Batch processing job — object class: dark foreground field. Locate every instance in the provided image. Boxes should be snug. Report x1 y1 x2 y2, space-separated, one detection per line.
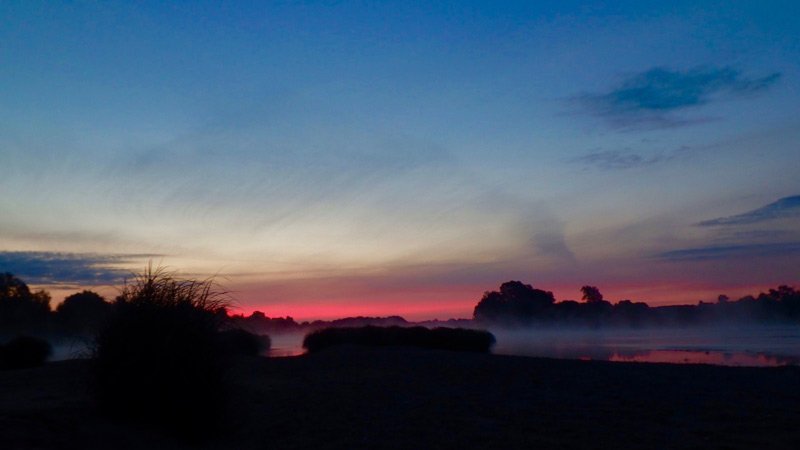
2 348 800 449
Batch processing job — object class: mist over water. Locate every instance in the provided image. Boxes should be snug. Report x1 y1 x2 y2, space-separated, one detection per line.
264 332 306 357
48 325 800 367
260 325 800 367
489 325 800 367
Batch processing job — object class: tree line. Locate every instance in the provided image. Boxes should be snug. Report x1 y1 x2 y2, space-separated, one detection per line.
473 281 800 327
4 272 799 338
0 272 112 336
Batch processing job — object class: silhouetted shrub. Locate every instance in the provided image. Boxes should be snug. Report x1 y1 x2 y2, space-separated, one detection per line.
473 281 556 323
56 290 111 334
92 266 231 437
0 335 52 369
218 328 271 356
0 272 52 333
303 326 495 353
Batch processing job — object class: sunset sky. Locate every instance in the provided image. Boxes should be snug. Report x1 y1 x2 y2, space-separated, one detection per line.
2 1 799 320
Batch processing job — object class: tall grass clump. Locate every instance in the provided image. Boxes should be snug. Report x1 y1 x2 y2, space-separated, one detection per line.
93 265 232 437
303 326 496 353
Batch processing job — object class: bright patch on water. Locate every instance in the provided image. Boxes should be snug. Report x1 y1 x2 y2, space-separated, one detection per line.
263 332 306 357
491 325 800 367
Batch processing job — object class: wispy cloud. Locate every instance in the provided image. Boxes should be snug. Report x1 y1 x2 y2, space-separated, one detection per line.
578 66 780 129
0 252 159 285
656 242 800 261
529 220 576 264
572 146 689 170
697 196 800 226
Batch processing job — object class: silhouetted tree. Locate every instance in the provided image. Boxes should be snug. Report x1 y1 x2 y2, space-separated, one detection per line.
473 281 800 327
56 290 111 334
612 300 650 327
581 285 604 303
0 273 51 332
473 281 555 323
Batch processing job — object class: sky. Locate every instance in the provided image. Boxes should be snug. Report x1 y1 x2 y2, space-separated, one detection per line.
1 1 799 320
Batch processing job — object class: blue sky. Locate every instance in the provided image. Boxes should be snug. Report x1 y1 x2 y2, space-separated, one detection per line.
1 1 799 319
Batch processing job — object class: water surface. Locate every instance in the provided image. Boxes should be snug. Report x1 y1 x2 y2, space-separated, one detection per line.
490 325 800 367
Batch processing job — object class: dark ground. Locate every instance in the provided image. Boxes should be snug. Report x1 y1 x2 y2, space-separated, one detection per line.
2 347 800 449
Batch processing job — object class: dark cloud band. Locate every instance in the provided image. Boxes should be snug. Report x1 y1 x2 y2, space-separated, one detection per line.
579 66 780 129
0 252 160 285
657 242 800 261
698 195 800 226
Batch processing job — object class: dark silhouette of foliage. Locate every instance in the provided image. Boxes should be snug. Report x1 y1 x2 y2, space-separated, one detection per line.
92 266 232 437
227 311 302 334
0 272 51 332
581 285 604 303
227 312 415 335
56 290 111 334
474 281 800 327
303 326 496 353
218 328 271 356
473 281 556 323
325 315 409 328
0 335 52 369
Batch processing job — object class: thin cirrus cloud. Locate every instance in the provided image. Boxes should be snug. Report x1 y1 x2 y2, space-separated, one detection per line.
657 242 800 261
573 150 662 170
579 66 781 129
572 147 689 170
656 196 800 262
697 195 800 226
0 251 159 285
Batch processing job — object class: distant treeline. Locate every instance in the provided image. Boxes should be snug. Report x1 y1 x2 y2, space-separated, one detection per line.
473 281 800 327
0 272 265 344
0 272 113 337
1 269 268 370
226 312 411 334
3 272 799 338
0 272 444 338
226 312 475 335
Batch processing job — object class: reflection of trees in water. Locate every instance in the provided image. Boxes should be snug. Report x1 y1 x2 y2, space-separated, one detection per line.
608 349 800 366
491 327 800 367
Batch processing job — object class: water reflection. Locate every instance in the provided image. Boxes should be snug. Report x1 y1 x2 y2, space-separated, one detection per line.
263 332 306 358
607 349 799 366
260 326 800 367
491 325 800 367
266 347 305 357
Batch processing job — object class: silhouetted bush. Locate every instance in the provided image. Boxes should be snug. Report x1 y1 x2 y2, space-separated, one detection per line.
0 272 52 333
303 326 495 353
56 290 111 334
92 266 231 437
218 328 271 356
473 281 556 323
0 335 52 369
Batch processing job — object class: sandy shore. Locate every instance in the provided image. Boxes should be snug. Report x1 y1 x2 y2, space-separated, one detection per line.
2 347 799 449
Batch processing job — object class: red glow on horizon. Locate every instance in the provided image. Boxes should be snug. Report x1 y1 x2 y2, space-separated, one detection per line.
42 275 797 322
233 299 472 322
230 279 793 322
